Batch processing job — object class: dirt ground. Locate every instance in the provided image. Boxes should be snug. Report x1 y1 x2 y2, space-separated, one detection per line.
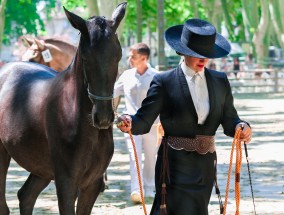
5 93 284 215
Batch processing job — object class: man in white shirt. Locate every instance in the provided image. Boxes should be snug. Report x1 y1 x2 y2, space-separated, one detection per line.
113 43 159 204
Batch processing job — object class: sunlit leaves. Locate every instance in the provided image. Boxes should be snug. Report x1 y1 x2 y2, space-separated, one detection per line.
61 0 86 11
3 0 56 45
123 0 207 41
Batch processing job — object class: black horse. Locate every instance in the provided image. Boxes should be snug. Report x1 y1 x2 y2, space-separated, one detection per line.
0 2 126 215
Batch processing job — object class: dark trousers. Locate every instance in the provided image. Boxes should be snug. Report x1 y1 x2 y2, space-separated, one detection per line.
150 143 216 215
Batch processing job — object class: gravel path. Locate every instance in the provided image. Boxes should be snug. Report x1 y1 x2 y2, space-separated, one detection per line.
6 93 284 214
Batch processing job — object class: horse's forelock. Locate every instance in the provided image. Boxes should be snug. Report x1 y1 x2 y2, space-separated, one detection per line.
85 18 114 45
88 16 107 32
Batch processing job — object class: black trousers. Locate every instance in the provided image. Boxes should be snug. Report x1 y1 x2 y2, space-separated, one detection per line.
150 143 216 215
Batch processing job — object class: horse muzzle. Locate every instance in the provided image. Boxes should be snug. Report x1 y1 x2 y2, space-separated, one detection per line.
91 104 114 129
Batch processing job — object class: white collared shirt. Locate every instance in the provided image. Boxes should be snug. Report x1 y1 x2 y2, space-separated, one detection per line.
181 62 210 124
114 66 158 115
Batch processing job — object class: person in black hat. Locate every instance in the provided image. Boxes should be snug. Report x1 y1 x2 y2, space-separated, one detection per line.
116 18 252 215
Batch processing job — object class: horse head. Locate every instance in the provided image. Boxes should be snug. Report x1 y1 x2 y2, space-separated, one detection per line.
64 2 127 129
22 37 50 64
21 36 76 72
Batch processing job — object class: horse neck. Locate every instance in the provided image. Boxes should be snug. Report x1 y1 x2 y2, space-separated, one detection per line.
45 39 76 52
46 42 76 72
65 49 86 96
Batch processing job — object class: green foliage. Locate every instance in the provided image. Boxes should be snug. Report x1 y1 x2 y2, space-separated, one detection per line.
61 0 86 11
3 0 56 45
164 1 191 27
123 0 207 40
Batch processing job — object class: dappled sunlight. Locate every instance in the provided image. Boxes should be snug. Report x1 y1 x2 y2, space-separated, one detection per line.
5 94 284 214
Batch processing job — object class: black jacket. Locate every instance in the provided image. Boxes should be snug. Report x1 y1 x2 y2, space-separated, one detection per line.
131 65 241 138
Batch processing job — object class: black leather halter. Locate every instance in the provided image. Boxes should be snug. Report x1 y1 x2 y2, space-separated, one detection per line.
83 67 113 104
87 88 113 104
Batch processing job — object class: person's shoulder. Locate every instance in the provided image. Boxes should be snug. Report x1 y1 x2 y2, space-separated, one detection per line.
147 67 159 75
124 67 136 73
120 68 136 76
116 68 136 82
154 68 177 80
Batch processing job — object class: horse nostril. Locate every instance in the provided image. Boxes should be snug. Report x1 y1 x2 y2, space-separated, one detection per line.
92 112 113 129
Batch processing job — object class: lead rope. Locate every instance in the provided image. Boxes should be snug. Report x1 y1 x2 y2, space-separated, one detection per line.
223 127 242 215
223 126 256 215
128 130 148 215
114 123 147 215
113 100 147 215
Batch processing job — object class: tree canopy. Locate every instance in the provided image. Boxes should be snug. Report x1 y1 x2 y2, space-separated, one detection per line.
1 0 284 65
2 0 57 45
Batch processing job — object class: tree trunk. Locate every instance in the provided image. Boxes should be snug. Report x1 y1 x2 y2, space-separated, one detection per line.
136 0 142 42
269 0 284 50
85 0 99 16
157 0 166 71
252 0 269 64
202 0 221 30
189 0 199 18
96 0 126 40
220 0 235 38
0 0 7 52
241 0 259 42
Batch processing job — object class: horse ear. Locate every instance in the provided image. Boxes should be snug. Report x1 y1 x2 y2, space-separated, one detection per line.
63 6 88 36
34 38 45 51
111 2 127 32
22 36 33 47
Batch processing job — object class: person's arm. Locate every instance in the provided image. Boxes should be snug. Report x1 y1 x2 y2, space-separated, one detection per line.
113 73 125 97
112 97 121 111
221 74 252 143
116 74 164 135
221 74 243 135
113 73 125 110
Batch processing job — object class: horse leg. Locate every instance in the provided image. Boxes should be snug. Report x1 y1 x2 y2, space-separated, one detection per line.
0 144 11 215
17 173 50 215
100 171 108 192
55 176 78 215
76 177 104 215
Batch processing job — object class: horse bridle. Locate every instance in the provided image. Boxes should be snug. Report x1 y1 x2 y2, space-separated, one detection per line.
87 84 116 117
87 88 113 102
83 67 114 104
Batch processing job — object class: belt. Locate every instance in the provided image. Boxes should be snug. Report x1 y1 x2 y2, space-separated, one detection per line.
159 135 217 215
166 135 215 154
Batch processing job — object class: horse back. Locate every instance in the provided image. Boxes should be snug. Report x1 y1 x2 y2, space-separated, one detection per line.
0 62 56 140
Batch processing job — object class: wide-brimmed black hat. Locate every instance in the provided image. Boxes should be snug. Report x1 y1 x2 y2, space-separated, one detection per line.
165 19 231 59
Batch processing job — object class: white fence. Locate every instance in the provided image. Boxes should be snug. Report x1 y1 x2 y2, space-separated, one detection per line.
226 68 284 93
